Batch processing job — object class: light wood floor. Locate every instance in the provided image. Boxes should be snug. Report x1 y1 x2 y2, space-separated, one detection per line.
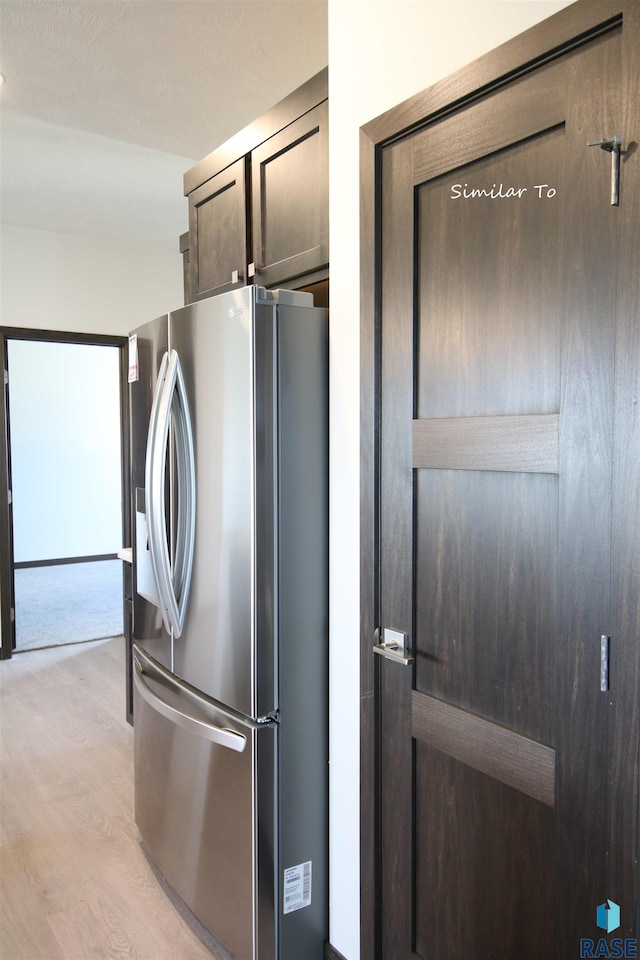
0 637 235 960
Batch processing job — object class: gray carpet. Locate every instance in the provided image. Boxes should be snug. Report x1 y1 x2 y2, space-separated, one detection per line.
14 560 124 652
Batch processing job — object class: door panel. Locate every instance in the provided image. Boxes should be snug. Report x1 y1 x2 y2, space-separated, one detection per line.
417 128 564 419
415 469 557 744
131 315 171 670
170 295 256 716
170 293 277 721
374 18 638 959
251 101 329 287
189 157 248 300
414 743 554 959
133 668 260 960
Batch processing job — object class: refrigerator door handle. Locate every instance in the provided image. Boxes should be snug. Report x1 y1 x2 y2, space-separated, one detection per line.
169 349 196 638
145 350 172 634
133 657 247 752
145 349 196 638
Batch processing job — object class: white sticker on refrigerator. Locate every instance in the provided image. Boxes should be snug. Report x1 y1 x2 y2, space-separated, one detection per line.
283 861 312 914
128 334 139 383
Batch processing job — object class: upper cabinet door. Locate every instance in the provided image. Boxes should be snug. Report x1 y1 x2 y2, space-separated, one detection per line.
188 157 248 302
250 101 328 289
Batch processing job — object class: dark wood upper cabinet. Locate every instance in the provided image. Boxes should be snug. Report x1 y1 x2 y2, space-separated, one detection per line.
188 157 249 300
250 101 328 289
179 232 191 305
183 69 328 303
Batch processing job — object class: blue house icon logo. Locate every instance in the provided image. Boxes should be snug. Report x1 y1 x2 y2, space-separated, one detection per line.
580 900 637 957
597 900 621 934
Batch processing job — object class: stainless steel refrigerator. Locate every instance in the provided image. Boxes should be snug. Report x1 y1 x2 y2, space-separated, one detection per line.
128 286 328 960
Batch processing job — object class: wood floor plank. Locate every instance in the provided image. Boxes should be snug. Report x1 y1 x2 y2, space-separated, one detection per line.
47 895 141 960
0 638 233 960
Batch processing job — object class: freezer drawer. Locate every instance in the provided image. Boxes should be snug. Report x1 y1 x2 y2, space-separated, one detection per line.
133 651 276 960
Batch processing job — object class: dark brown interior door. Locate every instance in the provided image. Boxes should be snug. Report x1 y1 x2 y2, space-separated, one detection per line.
364 6 639 958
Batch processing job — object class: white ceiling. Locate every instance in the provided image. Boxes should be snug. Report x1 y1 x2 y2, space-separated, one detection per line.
0 1 328 248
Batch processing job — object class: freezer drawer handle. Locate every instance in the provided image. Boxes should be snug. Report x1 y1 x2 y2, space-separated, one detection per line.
133 658 247 753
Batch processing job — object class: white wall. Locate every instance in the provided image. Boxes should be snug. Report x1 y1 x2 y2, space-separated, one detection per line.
0 222 184 640
327 2 573 957
0 224 184 337
8 340 122 562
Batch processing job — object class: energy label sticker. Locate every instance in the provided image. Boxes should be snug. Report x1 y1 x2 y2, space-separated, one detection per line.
283 861 312 915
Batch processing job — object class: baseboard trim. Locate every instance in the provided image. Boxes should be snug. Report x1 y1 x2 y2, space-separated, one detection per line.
324 942 349 960
15 553 118 569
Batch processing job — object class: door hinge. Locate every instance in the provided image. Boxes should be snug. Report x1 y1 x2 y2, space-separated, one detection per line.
7 489 12 505
4 369 8 386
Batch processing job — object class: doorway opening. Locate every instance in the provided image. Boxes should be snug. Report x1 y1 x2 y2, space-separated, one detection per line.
0 329 130 659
